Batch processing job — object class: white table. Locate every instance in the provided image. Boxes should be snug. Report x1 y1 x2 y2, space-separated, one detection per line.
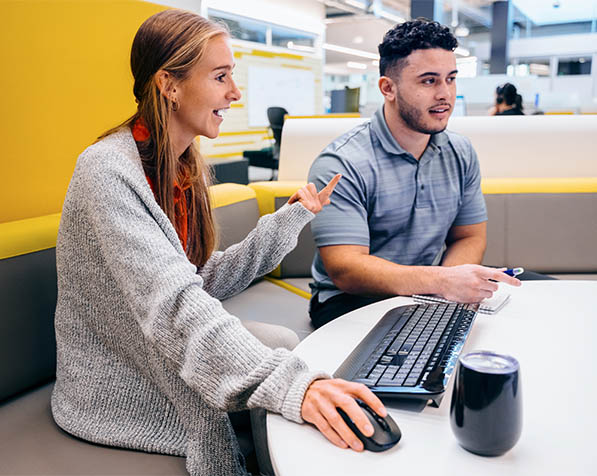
267 281 597 476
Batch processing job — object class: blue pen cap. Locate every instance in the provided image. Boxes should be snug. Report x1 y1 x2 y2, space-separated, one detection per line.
505 267 524 277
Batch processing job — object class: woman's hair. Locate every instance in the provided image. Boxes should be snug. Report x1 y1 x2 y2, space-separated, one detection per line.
496 83 523 111
100 10 228 266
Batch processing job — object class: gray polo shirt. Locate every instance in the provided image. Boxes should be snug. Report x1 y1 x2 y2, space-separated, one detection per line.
309 107 487 302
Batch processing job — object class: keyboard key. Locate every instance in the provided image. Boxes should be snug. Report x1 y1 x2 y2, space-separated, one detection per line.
381 366 398 381
370 364 386 378
353 377 379 386
378 376 404 386
395 350 409 366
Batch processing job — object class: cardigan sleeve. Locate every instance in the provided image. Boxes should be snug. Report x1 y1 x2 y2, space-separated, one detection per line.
73 147 327 421
199 202 314 300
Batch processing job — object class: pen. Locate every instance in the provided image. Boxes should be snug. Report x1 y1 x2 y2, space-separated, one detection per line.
504 267 524 277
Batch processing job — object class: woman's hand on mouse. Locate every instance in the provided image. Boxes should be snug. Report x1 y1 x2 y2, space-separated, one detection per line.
301 378 387 451
287 174 341 214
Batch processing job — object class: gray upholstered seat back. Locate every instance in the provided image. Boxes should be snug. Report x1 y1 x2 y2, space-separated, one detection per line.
274 196 315 277
0 249 57 402
213 198 261 251
483 192 597 272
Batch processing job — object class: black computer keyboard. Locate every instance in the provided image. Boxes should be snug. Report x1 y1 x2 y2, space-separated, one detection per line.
334 302 478 406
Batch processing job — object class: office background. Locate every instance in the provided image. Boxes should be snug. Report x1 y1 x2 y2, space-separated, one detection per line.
2 0 596 221
1 3 595 474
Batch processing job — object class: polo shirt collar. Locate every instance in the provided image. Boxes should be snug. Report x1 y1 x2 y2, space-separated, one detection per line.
371 106 449 156
429 128 449 149
371 107 408 156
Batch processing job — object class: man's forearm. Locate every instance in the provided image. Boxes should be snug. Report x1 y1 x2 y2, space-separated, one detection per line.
441 235 486 267
331 254 446 297
330 252 519 304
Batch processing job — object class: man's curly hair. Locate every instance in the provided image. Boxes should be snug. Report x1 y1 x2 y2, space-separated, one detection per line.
378 19 458 77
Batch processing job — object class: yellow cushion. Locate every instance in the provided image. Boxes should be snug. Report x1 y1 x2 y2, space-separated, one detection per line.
248 181 306 215
0 184 257 260
482 177 597 194
0 213 61 260
7 178 593 261
210 183 257 209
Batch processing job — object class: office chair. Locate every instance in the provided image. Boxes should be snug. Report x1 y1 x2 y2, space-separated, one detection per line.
243 106 288 180
267 106 288 161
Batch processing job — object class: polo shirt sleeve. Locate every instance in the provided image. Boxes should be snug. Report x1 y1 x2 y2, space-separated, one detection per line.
308 152 370 248
452 140 488 226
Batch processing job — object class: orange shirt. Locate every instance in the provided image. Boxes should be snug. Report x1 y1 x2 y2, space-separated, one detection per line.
145 176 189 251
132 118 189 251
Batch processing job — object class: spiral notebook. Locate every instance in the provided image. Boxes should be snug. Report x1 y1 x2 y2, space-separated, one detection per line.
412 287 511 315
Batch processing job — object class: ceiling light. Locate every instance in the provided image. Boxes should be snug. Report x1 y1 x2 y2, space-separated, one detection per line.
455 26 470 37
378 10 405 24
344 0 366 9
353 35 364 44
454 46 470 57
529 63 550 76
347 61 367 69
286 41 316 53
456 55 477 64
323 43 379 60
321 0 357 14
372 59 379 66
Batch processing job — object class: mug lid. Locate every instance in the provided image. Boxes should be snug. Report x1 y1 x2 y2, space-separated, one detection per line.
460 350 519 374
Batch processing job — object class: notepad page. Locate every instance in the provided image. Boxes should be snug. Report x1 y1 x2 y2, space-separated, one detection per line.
412 285 511 315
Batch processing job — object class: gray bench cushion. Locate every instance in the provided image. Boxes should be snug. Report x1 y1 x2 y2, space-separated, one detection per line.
281 277 312 295
214 197 261 251
274 196 315 278
221 280 313 341
484 193 597 272
506 194 597 272
214 195 314 339
0 383 188 475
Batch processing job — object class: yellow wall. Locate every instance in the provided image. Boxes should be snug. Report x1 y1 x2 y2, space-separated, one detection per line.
1 0 166 223
0 0 324 223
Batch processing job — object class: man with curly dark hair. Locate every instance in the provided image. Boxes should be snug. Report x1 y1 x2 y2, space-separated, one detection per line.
307 19 520 328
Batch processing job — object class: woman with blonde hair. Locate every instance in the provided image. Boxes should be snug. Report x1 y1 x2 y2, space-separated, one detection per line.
51 9 386 475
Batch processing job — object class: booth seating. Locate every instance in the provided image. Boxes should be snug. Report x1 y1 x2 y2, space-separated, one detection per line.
0 183 311 475
481 178 597 274
2 115 596 474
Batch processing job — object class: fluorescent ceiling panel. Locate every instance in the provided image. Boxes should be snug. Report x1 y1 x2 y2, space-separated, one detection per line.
513 0 597 25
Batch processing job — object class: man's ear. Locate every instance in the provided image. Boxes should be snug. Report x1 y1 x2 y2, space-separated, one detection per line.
154 69 178 99
378 76 396 102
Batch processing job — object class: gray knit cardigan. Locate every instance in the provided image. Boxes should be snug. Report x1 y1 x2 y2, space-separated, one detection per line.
51 128 327 475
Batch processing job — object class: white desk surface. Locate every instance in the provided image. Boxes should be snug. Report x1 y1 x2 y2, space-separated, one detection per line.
267 281 597 476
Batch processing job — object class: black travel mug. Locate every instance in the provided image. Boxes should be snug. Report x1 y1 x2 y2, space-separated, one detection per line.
450 350 522 456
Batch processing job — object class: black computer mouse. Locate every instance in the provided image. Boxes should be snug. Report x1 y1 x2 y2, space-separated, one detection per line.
337 400 402 452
